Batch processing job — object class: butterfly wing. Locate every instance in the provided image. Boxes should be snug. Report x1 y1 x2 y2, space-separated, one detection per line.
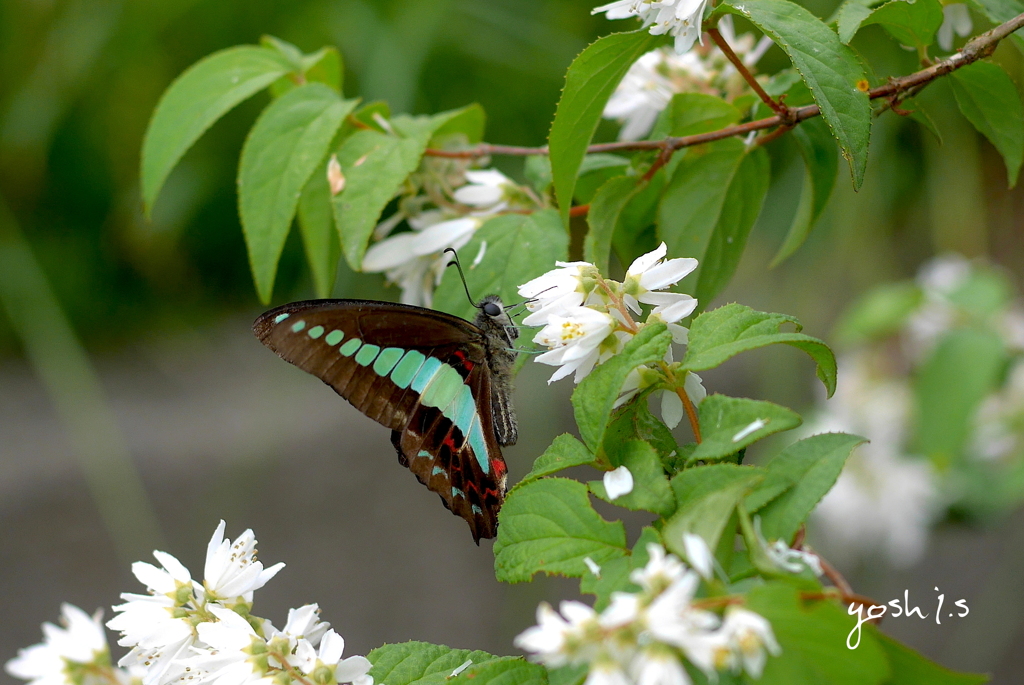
253 299 508 542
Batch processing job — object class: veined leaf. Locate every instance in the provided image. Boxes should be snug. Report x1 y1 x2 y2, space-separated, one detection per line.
494 478 628 583
836 0 886 44
550 30 662 225
297 153 341 298
722 0 872 188
951 60 1024 188
688 395 802 464
433 209 569 322
572 324 673 452
697 146 770 304
663 470 762 559
238 84 355 303
520 434 596 485
771 116 839 266
860 0 944 49
367 642 499 685
590 440 676 516
262 36 343 98
683 303 838 396
142 46 293 213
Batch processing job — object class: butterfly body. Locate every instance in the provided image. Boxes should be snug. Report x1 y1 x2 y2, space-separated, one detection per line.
253 296 518 542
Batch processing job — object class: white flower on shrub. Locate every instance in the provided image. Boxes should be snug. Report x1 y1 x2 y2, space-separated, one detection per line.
516 544 780 683
937 3 972 51
602 18 773 140
592 0 712 54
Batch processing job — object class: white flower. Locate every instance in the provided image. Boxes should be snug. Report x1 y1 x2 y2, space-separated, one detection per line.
937 3 972 51
294 631 372 685
629 646 691 685
5 604 112 685
644 573 719 649
630 544 688 594
593 0 711 54
659 390 684 430
604 466 635 500
673 630 734 679
185 606 266 685
720 607 780 678
452 170 514 212
203 521 285 602
518 262 590 326
514 601 599 668
624 243 698 323
681 534 714 581
584 660 630 685
765 538 823 576
534 307 617 383
277 604 330 646
603 50 677 141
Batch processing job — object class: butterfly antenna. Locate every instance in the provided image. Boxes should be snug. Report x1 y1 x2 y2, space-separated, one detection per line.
443 248 479 308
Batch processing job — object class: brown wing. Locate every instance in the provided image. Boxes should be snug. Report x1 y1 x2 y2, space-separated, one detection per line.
253 299 508 541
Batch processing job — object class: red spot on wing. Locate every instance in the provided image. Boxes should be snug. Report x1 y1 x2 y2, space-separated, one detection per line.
491 458 507 477
452 349 475 373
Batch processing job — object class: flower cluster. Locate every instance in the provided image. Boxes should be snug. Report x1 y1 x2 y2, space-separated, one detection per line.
514 543 780 683
6 523 372 685
593 0 714 55
518 243 704 428
603 18 773 140
361 164 538 307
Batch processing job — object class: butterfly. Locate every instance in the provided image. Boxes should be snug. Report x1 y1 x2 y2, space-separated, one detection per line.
253 291 519 543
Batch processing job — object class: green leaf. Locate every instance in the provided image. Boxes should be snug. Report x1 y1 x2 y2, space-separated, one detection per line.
833 282 924 346
722 0 872 188
753 432 865 543
433 209 569 322
665 93 743 136
861 0 944 49
550 30 662 225
663 470 762 559
584 175 643 274
771 116 839 266
547 666 587 685
454 659 548 685
238 84 355 303
696 147 770 304
333 108 472 270
746 583 890 685
836 0 886 44
671 463 765 507
683 304 838 396
688 395 802 464
603 396 680 466
875 631 989 684
590 441 676 516
141 46 293 214
297 153 341 297
575 155 633 203
657 139 747 285
494 478 628 583
951 61 1024 188
262 36 343 97
572 324 673 452
367 642 499 685
430 103 487 145
913 328 1007 463
521 434 596 485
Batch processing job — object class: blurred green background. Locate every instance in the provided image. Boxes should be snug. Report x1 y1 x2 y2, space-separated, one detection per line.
2 0 1024 682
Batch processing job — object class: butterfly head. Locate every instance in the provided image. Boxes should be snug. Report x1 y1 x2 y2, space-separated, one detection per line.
475 294 519 348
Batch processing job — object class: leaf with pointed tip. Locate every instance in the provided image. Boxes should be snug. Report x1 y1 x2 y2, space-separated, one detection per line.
590 440 676 516
142 46 293 214
722 0 871 188
239 84 355 302
688 395 802 464
663 471 762 559
494 478 628 583
951 61 1024 188
520 434 596 485
550 30 662 225
367 642 499 685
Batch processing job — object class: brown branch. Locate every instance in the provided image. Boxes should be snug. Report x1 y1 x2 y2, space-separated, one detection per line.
707 28 793 122
423 11 1024 161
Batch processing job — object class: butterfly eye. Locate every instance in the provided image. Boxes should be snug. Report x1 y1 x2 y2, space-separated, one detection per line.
483 301 502 317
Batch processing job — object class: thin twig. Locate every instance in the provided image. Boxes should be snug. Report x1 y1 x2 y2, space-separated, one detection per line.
707 28 793 122
422 11 1024 162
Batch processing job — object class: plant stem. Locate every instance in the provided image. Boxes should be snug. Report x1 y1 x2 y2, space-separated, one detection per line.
706 28 792 121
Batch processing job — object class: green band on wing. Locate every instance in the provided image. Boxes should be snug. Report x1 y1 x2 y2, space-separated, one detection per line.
452 487 465 499
467 417 489 472
339 338 361 356
274 313 290 324
291 320 306 333
432 466 446 477
391 350 426 389
373 347 404 376
417 450 431 459
449 385 476 435
471 505 483 515
308 325 324 339
420 364 464 411
411 357 443 393
355 344 381 366
325 330 344 346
